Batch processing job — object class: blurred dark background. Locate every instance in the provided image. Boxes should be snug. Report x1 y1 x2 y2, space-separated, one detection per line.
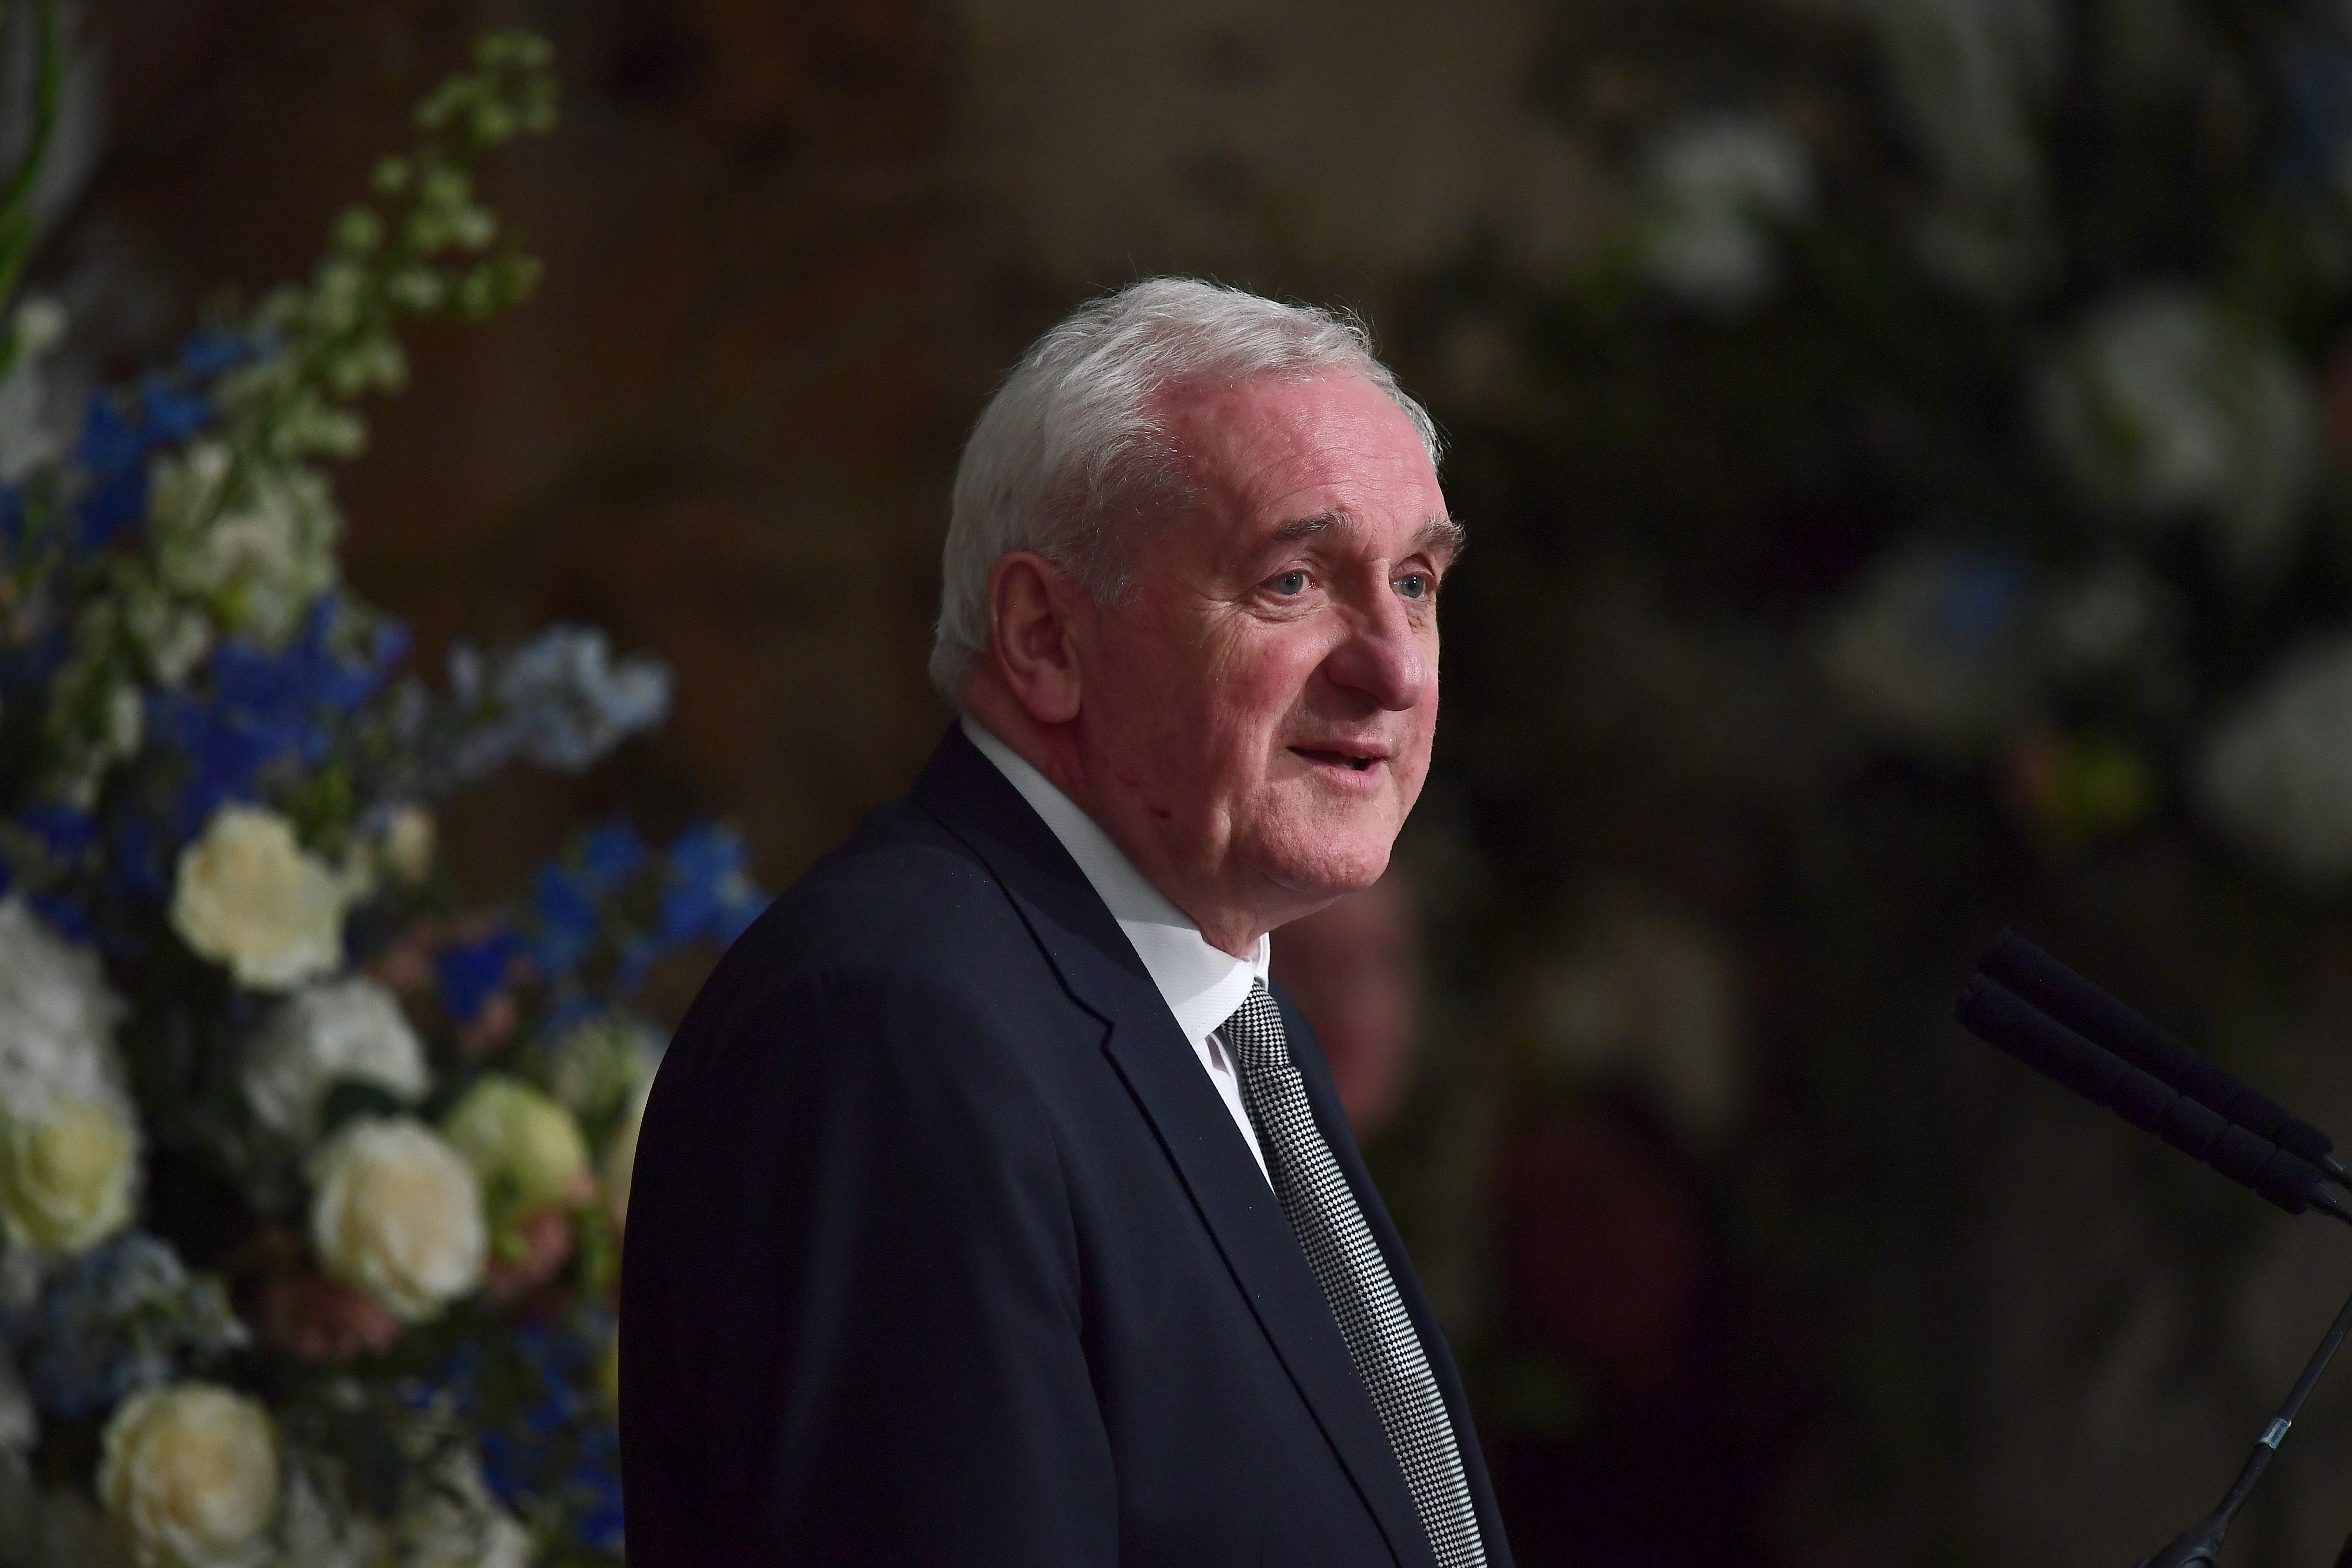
64 0 2352 1562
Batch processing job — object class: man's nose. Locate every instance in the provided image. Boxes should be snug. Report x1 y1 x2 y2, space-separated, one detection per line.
1322 589 1432 712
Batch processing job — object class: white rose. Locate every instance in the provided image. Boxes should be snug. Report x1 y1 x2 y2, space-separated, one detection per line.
98 1383 279 1568
242 977 431 1144
172 806 352 992
0 896 129 1112
0 1095 139 1254
307 1118 486 1322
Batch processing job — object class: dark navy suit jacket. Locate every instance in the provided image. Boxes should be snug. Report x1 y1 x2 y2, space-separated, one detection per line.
619 724 1511 1566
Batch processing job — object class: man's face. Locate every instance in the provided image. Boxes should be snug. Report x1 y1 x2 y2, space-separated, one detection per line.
1072 369 1455 942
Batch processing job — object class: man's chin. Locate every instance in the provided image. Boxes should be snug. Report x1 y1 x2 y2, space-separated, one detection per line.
1250 825 1397 907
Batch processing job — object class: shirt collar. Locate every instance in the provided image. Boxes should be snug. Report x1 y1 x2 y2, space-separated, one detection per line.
962 715 1269 1043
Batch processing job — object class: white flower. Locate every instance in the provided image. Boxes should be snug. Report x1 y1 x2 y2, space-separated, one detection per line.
0 1095 139 1254
2039 286 2315 580
98 1383 280 1568
1820 538 2039 760
536 1010 663 1122
1637 113 1813 314
148 442 342 648
307 1118 486 1322
2197 635 2352 884
0 900 139 1255
0 896 128 1114
123 584 214 689
1520 887 1748 1151
395 1448 530 1568
171 806 353 992
272 1466 384 1568
441 1075 589 1223
0 295 65 483
241 977 431 1144
603 1079 648 1232
1858 0 2062 300
375 804 436 885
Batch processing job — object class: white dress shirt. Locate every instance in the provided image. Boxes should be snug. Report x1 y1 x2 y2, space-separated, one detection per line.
963 716 1271 1183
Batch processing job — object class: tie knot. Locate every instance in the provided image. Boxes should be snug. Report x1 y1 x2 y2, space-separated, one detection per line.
1221 981 1287 1071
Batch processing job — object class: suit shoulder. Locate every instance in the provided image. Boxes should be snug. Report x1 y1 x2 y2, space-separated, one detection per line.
738 801 1021 975
675 798 1050 1055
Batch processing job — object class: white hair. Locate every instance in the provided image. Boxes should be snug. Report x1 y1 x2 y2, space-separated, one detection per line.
927 276 1440 704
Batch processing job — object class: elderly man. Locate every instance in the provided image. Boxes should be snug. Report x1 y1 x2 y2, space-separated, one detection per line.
620 278 1510 1567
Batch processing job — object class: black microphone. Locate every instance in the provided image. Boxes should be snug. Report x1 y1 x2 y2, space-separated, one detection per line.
1953 947 2352 1568
1954 975 2337 1219
1981 931 2345 1181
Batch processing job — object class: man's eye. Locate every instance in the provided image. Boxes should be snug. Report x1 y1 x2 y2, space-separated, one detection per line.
1396 573 1431 600
1272 570 1310 595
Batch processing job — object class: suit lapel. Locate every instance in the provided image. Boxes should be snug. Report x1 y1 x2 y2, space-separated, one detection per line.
910 726 1437 1568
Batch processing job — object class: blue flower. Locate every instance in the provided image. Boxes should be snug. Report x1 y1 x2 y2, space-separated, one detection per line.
76 390 148 480
71 373 220 551
8 1233 246 1421
578 819 646 893
73 391 150 550
443 627 673 781
530 862 600 977
655 824 765 947
19 801 97 860
438 931 521 1023
140 374 211 445
147 601 407 834
110 815 169 904
569 1445 626 1551
29 891 90 945
479 1429 524 1507
177 330 257 380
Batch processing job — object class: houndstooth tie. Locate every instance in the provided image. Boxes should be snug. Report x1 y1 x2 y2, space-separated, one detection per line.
1223 981 1487 1568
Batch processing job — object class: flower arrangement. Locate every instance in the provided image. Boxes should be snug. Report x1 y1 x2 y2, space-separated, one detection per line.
1397 0 2352 1553
0 29 762 1567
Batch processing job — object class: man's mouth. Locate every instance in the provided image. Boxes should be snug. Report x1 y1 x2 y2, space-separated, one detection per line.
1290 745 1385 774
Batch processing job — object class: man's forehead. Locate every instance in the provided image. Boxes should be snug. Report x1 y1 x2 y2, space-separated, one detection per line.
1169 372 1429 468
1168 374 1442 524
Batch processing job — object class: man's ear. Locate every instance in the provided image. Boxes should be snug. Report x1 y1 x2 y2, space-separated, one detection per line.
987 552 1085 725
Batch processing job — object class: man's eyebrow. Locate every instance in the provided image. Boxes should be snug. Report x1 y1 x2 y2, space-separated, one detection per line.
1267 513 1466 557
1415 517 1467 560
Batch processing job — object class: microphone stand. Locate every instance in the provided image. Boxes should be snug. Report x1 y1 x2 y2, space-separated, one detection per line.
1952 937 2352 1565
2142 1198 2352 1567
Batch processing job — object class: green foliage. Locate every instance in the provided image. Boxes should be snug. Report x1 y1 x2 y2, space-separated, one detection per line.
31 32 559 810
